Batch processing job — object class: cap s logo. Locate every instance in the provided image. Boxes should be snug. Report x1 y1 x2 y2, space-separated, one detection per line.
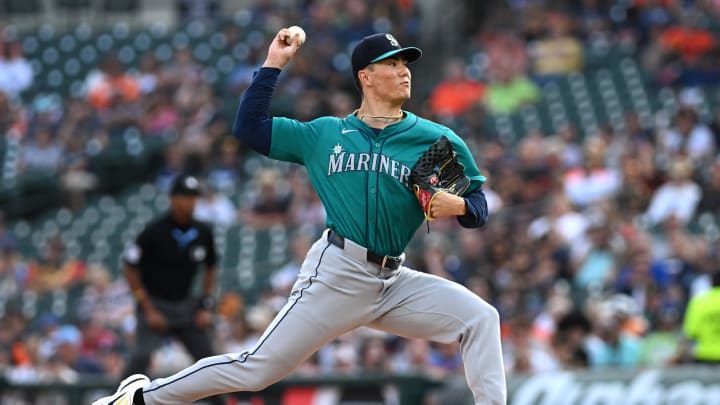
385 34 399 47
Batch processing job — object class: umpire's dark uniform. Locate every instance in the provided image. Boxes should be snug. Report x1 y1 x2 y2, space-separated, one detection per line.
122 175 221 404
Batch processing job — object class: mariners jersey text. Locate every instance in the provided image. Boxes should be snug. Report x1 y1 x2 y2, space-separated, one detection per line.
328 152 412 186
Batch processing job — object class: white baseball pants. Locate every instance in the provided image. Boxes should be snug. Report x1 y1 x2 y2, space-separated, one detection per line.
141 229 506 404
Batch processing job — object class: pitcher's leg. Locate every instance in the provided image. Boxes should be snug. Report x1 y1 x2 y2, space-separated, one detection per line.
369 269 506 405
141 242 376 405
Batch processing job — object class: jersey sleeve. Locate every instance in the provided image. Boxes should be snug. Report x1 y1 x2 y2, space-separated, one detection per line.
269 117 334 164
446 131 486 194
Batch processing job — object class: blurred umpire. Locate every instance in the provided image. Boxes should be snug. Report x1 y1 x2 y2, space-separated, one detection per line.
122 175 224 405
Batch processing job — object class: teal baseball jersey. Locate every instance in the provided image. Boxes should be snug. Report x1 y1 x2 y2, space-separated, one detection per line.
270 111 486 257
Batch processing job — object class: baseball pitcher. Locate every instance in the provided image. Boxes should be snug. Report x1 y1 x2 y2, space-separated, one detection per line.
94 28 506 405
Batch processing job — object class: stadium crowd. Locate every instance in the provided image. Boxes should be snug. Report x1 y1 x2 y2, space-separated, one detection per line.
0 0 719 399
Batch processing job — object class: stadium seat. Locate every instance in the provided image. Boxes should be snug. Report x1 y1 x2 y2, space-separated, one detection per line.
132 31 153 52
520 105 542 133
22 35 40 57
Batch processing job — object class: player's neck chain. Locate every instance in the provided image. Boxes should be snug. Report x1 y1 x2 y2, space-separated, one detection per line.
354 109 404 123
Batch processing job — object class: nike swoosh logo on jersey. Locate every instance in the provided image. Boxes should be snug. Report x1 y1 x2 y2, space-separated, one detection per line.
341 129 358 134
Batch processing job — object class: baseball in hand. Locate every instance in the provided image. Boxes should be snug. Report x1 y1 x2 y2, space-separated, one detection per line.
285 25 306 46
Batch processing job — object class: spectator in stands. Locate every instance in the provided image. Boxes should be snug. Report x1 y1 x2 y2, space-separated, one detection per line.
660 21 716 65
62 130 98 211
95 342 125 380
141 89 180 137
242 304 275 350
530 282 573 345
663 217 709 295
503 317 556 373
213 290 245 349
77 318 120 373
178 84 225 171
660 107 716 162
616 147 657 216
77 265 133 330
453 230 486 283
288 171 326 232
553 311 591 369
155 142 187 192
528 192 589 253
682 270 720 363
484 63 540 115
572 211 618 293
614 233 672 310
585 310 642 369
57 98 99 146
645 158 702 226
0 230 27 298
640 307 682 367
419 233 460 281
624 111 655 148
0 37 33 100
428 341 464 377
162 47 203 92
242 169 293 229
28 235 85 293
20 126 64 173
85 54 140 111
516 133 557 200
207 137 242 193
51 324 104 375
391 338 432 373
359 334 391 373
219 314 254 354
563 137 621 208
551 123 584 170
530 12 584 81
327 332 360 374
85 56 143 134
137 53 161 95
0 91 17 135
428 58 486 119
193 183 237 227
41 351 79 383
625 0 673 44
484 32 528 84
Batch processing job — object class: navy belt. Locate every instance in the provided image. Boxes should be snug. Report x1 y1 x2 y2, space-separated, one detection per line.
327 230 402 270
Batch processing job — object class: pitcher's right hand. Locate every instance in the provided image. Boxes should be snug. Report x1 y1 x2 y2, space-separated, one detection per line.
263 28 303 69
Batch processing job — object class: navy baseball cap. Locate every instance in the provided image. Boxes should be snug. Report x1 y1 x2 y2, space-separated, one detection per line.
351 33 422 86
170 175 202 196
